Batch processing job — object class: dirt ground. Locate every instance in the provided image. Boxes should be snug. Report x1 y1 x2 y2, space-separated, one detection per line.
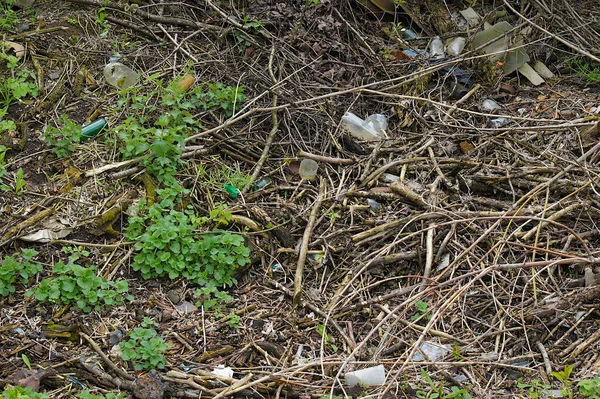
1 0 600 398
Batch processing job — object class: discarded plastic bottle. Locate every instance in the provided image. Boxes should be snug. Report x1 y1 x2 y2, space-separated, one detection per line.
253 177 272 190
446 37 466 56
401 28 418 40
104 62 137 89
430 36 444 58
342 112 387 141
80 118 107 142
299 159 318 180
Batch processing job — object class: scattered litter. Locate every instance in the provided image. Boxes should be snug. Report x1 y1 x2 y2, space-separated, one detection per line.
272 263 283 272
254 177 272 190
342 112 387 141
367 198 381 211
490 118 511 128
299 159 318 180
517 63 545 86
211 365 234 379
436 253 451 271
104 61 138 89
381 173 400 183
80 118 108 142
1 41 26 58
413 341 451 361
459 7 481 27
445 37 466 56
224 184 239 198
401 28 418 40
20 228 72 243
482 99 502 111
430 36 445 58
345 365 386 386
109 329 125 346
533 60 555 79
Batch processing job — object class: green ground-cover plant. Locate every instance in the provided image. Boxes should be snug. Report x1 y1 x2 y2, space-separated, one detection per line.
77 391 126 399
417 370 472 399
27 261 132 312
42 114 82 158
568 58 600 85
113 76 245 182
579 377 600 399
0 51 38 117
1 386 49 399
0 1 20 31
0 249 42 296
119 317 167 370
126 187 250 287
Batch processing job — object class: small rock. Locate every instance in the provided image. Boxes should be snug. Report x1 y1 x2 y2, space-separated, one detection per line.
133 370 164 399
166 290 182 304
175 301 197 314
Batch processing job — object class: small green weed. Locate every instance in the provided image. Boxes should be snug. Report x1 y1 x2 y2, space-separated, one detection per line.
567 58 600 85
1 386 49 399
552 365 574 399
76 392 126 399
42 115 82 158
517 378 551 399
27 261 132 313
0 166 25 194
0 51 38 117
0 1 20 31
194 284 233 313
316 323 338 353
0 249 42 296
119 317 168 370
417 370 472 399
126 186 250 287
411 300 431 322
226 312 241 328
579 377 600 399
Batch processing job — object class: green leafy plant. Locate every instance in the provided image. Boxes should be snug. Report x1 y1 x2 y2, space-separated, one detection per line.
42 115 82 158
0 51 38 117
552 365 574 399
0 249 42 296
0 1 20 31
27 261 132 313
194 284 233 313
417 370 472 399
568 58 600 85
316 323 338 353
579 377 600 399
411 300 432 322
76 392 126 399
119 317 168 371
126 187 250 287
226 312 241 328
517 378 552 399
1 386 49 399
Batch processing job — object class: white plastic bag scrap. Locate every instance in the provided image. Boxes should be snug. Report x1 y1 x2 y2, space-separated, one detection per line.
211 365 234 379
412 341 451 361
345 365 386 386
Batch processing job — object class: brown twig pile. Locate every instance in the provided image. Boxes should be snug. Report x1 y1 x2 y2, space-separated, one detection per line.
2 0 600 398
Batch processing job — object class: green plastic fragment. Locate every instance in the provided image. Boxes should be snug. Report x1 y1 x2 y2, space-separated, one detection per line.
224 184 239 198
80 118 108 142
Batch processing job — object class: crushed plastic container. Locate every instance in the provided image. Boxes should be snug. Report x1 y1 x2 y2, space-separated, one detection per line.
481 99 502 111
445 37 466 56
342 112 387 141
413 341 451 361
104 62 138 89
430 36 444 58
299 159 318 180
345 365 386 386
490 118 510 128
